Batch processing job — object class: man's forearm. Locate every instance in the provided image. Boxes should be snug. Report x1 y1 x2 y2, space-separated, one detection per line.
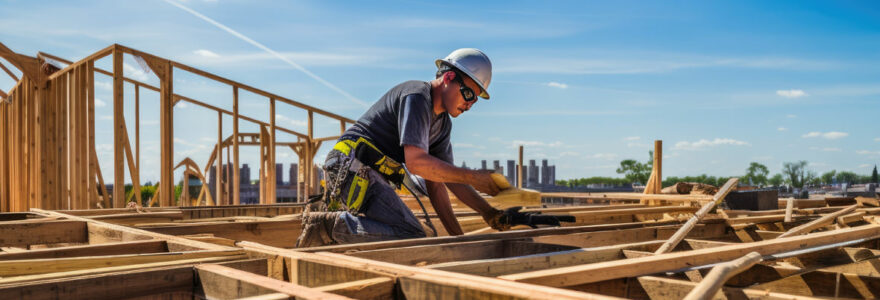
446 183 495 217
426 181 463 235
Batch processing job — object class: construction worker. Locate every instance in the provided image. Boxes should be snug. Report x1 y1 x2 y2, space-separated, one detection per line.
296 48 511 247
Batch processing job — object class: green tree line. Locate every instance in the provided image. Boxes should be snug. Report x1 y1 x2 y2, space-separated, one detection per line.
557 151 878 188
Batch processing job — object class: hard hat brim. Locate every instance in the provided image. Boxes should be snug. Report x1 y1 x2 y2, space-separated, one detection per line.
436 59 490 100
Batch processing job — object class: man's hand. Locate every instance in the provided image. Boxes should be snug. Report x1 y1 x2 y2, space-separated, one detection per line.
471 170 501 196
482 208 510 231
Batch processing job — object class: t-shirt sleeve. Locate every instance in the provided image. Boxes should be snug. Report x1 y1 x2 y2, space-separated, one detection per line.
398 93 432 151
429 134 454 164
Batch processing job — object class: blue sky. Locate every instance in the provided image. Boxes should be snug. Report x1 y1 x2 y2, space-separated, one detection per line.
1 0 879 183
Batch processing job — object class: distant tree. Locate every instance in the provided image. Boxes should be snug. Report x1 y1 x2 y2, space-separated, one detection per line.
617 156 653 183
820 170 837 185
873 165 878 183
742 162 769 186
781 161 811 188
837 171 859 185
768 173 784 187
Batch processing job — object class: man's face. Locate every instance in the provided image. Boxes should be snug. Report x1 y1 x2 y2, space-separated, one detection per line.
443 71 481 118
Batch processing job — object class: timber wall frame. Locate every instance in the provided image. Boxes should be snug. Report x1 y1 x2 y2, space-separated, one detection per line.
0 42 356 212
0 197 879 298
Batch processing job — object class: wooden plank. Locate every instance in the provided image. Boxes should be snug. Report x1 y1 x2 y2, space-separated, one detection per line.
498 224 880 287
654 178 738 254
233 86 240 205
777 205 857 238
0 240 167 260
541 192 714 202
682 252 762 300
638 276 822 300
429 240 663 276
0 249 242 277
31 209 232 251
196 264 353 299
0 220 87 247
141 220 302 248
313 277 394 300
159 60 173 207
112 48 124 209
239 241 616 300
0 257 263 299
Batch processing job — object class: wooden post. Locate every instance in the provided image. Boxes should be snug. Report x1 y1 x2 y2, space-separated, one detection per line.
87 61 96 208
216 111 223 205
306 111 313 196
654 178 738 254
112 47 124 209
268 98 276 204
778 205 858 238
682 252 762 300
232 86 240 205
518 145 523 189
134 84 139 186
784 198 794 222
158 60 174 207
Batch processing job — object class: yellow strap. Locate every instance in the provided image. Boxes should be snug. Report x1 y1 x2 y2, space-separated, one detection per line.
346 175 368 210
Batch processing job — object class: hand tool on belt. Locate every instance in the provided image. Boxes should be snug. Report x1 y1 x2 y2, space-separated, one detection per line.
330 136 438 236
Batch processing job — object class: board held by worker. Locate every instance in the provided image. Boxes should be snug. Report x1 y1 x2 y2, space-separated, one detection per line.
296 48 540 247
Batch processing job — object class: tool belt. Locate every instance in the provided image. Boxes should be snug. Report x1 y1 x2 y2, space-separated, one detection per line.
324 136 405 212
332 136 406 184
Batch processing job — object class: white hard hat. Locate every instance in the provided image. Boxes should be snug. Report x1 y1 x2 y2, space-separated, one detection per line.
435 48 492 99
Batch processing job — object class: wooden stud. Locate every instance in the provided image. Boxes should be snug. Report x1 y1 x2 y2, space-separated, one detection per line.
233 86 240 205
112 48 124 209
778 205 858 238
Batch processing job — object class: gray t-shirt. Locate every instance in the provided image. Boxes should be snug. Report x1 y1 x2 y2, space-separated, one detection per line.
342 80 454 164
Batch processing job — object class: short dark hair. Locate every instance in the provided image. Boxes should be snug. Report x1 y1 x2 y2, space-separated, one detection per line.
436 63 455 78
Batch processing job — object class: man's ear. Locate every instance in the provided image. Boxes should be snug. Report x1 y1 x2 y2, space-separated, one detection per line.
443 71 456 82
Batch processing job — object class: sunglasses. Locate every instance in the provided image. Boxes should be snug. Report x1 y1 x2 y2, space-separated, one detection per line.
451 71 477 103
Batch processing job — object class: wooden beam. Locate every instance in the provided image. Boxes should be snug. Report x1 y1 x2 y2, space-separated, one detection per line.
0 220 88 247
498 224 880 287
159 60 173 207
638 276 821 300
654 178 738 254
778 205 858 238
112 47 124 209
0 257 263 299
0 60 19 81
30 209 233 251
683 252 762 300
430 240 663 277
0 249 242 277
0 240 167 260
541 192 714 202
196 264 353 299
238 241 616 300
233 87 240 205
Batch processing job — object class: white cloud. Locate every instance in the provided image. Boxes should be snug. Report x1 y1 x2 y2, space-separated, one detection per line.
94 98 106 107
875 138 880 142
623 136 641 141
673 138 750 150
546 82 568 89
511 140 563 148
786 114 797 118
94 80 112 91
589 153 618 160
122 62 150 81
99 115 113 120
454 143 476 148
857 150 880 156
777 127 787 131
776 89 808 98
810 147 841 152
193 49 221 58
802 131 848 139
